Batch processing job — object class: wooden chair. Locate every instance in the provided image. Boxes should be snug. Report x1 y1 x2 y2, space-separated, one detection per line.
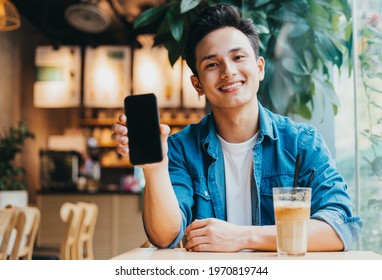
8 206 41 260
76 202 98 260
59 202 85 260
33 202 84 260
0 208 17 260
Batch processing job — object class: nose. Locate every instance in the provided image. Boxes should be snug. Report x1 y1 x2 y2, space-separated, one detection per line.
220 59 238 79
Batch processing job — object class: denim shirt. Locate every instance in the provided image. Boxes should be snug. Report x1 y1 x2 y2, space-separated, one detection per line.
162 102 362 250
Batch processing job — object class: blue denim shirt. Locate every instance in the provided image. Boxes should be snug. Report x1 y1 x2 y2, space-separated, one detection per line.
161 102 362 250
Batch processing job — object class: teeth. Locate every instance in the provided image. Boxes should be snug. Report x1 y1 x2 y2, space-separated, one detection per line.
221 82 242 91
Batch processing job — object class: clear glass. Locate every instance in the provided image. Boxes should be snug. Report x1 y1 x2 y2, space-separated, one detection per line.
273 188 312 256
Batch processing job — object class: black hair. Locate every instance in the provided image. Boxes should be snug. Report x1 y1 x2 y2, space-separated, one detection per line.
184 4 260 76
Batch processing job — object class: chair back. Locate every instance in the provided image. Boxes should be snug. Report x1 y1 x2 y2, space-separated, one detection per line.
0 208 17 260
76 202 98 260
4 207 26 260
9 206 41 260
59 202 84 260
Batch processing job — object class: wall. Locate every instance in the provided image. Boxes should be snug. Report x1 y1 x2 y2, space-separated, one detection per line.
0 18 80 204
0 31 21 127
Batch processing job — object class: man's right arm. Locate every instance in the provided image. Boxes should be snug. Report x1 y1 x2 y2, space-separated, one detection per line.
142 160 182 247
112 115 182 248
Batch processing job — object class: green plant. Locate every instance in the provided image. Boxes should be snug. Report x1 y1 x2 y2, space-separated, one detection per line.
0 122 35 191
353 10 382 254
133 0 352 119
358 12 382 179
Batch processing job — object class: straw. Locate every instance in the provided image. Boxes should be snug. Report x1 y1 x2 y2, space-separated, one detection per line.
307 169 316 188
293 154 300 188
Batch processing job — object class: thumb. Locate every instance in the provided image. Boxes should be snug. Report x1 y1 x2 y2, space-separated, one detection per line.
160 124 171 139
160 124 171 155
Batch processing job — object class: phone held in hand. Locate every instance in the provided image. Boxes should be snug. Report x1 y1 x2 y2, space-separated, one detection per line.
124 93 163 165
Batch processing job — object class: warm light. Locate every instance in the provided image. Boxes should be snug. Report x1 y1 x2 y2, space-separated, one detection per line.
84 46 131 108
93 63 118 96
0 0 21 31
33 46 81 108
133 35 181 108
134 55 162 92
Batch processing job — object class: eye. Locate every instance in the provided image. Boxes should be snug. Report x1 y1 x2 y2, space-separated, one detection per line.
234 55 245 61
206 62 218 69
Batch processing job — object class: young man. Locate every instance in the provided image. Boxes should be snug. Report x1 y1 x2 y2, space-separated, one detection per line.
112 4 362 252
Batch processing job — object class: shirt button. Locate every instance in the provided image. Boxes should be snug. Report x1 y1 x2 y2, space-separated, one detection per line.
204 191 209 196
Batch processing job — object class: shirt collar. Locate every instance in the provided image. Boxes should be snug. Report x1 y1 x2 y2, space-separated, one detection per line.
200 101 278 155
258 101 278 142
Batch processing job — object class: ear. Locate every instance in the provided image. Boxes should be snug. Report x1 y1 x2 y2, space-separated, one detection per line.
257 56 265 81
190 75 205 96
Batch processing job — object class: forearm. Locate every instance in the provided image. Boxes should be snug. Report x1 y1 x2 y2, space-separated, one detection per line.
307 219 344 251
142 161 181 248
244 219 343 252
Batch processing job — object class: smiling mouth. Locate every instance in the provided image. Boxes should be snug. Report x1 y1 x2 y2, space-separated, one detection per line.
220 82 243 92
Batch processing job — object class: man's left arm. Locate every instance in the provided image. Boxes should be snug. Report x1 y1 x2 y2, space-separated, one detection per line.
299 126 363 251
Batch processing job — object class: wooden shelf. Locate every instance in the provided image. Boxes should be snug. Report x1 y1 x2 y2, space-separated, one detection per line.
80 117 202 127
161 117 202 126
101 164 133 169
80 118 116 126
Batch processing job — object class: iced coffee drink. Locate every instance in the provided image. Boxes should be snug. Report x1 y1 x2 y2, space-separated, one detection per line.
273 187 311 256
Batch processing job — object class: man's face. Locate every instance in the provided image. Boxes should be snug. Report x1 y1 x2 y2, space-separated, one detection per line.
191 27 265 111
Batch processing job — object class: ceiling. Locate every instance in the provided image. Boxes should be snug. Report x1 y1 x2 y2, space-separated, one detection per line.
12 0 165 46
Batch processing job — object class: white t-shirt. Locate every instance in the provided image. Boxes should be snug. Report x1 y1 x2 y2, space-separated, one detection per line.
217 132 259 226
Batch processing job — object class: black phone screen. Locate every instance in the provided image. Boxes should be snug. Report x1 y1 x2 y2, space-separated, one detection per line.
124 94 163 165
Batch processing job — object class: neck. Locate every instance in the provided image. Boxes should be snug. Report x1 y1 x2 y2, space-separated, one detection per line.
213 103 259 143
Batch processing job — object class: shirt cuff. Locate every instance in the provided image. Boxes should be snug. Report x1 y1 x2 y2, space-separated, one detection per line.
311 210 363 251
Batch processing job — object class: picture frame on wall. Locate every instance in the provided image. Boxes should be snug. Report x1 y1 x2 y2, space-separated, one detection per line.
33 46 81 108
133 35 181 108
84 46 131 108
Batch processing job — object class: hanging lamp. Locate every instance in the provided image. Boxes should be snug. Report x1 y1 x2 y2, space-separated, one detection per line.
0 0 21 31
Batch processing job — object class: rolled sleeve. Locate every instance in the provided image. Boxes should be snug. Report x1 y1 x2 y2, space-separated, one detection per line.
311 210 363 251
167 212 187 248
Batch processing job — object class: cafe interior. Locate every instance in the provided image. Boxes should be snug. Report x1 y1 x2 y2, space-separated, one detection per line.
0 0 382 260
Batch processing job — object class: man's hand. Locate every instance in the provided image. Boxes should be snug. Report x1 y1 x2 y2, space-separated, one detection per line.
111 114 171 169
184 218 246 252
111 114 130 158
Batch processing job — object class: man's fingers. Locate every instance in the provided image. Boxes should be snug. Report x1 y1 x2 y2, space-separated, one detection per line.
116 144 130 159
118 114 127 124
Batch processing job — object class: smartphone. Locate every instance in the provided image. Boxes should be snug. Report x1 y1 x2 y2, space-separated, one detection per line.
124 93 163 165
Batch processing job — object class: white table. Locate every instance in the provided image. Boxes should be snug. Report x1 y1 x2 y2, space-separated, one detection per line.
112 248 382 260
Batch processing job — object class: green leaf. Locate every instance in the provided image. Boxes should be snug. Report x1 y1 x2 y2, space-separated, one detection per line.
371 102 382 110
254 0 272 8
366 85 382 94
332 103 338 115
256 24 270 34
162 39 183 66
296 103 312 119
370 134 382 146
133 5 169 29
167 7 184 42
312 72 339 107
288 22 310 38
281 58 308 76
314 31 343 68
180 0 201 14
367 73 382 79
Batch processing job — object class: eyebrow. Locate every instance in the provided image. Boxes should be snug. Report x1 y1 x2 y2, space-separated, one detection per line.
200 47 244 63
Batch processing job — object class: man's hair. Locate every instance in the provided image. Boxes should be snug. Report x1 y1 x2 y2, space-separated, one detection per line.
184 4 260 76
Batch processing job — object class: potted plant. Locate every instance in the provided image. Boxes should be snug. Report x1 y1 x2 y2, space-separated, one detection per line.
0 122 35 208
133 0 352 119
